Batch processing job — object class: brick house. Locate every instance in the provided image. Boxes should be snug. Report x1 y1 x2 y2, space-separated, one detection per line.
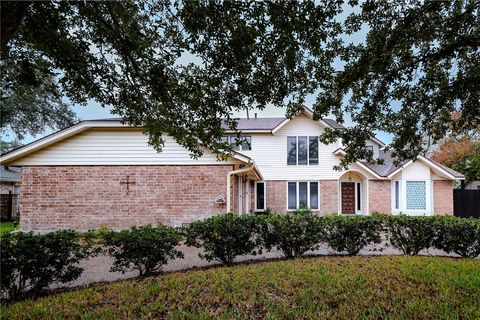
0 109 464 231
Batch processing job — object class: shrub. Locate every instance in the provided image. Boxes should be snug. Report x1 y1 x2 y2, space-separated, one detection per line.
102 225 184 276
433 217 480 258
386 215 437 255
185 213 258 265
257 211 325 258
324 215 384 255
0 230 89 300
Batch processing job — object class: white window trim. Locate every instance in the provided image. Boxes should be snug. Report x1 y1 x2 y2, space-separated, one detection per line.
286 181 320 211
254 181 266 212
287 136 319 166
392 179 433 216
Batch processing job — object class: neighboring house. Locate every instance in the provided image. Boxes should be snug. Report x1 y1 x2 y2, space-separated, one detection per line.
0 165 21 221
0 109 464 231
465 181 480 190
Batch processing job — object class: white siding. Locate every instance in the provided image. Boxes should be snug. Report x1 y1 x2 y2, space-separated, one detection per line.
12 129 241 166
242 115 375 180
401 161 432 180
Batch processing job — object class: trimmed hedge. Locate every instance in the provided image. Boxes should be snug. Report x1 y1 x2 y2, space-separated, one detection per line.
257 210 324 258
0 230 92 300
324 215 384 255
386 216 437 255
433 217 480 258
185 213 259 265
102 225 184 276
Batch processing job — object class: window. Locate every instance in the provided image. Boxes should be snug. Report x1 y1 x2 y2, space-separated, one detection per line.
357 183 361 211
366 145 374 152
287 137 297 165
394 181 400 210
309 136 319 164
287 136 319 165
406 181 426 210
221 135 252 151
287 181 319 210
255 181 266 212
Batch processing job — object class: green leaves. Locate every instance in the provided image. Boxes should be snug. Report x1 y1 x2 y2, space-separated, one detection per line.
0 230 89 301
101 225 184 276
185 213 259 265
257 211 325 258
323 215 384 256
433 216 480 258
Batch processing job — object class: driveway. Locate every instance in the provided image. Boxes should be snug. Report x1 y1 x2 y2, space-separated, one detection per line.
63 241 457 289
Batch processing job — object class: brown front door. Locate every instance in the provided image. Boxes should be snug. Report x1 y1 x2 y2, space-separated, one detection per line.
341 182 355 214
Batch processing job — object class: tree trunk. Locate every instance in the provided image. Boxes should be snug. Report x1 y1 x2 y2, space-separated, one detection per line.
1 1 31 52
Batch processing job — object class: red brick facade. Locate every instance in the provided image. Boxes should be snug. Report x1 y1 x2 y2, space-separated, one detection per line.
368 180 391 214
21 166 234 231
433 180 453 215
320 180 338 215
19 166 456 231
265 180 287 213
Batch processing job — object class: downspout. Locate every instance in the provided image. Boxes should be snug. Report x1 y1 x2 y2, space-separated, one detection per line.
226 164 255 213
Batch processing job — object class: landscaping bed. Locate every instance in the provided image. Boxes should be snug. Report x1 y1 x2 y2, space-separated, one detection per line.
2 256 479 319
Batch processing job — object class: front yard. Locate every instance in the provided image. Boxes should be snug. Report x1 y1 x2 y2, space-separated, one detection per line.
0 222 17 235
2 256 479 319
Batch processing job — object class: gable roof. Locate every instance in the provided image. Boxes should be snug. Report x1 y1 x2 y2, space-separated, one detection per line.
0 120 253 166
358 150 464 179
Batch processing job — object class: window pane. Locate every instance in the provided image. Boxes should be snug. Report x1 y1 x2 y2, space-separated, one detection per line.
241 136 251 150
406 181 426 210
298 136 307 165
220 136 229 144
288 182 297 210
357 183 361 211
395 181 400 209
309 136 318 165
287 137 297 165
310 182 318 209
299 182 308 208
256 182 265 210
229 136 240 150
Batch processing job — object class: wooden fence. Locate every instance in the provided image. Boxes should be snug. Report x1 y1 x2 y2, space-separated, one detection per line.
453 189 480 218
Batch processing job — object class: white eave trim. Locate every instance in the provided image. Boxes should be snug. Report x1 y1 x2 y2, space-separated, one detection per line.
387 156 463 180
418 156 463 180
332 148 384 179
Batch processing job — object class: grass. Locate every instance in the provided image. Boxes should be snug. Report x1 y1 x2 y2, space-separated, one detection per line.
2 256 479 319
0 221 17 235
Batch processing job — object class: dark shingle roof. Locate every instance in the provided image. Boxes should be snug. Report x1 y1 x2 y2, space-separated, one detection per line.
322 118 345 129
93 116 345 131
222 118 286 130
0 166 21 182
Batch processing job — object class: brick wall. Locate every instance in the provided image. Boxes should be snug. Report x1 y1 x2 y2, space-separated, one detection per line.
368 180 391 214
21 165 234 231
265 180 286 213
433 180 453 215
320 180 338 215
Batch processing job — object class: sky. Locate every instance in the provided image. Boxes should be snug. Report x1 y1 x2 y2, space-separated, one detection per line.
4 2 394 146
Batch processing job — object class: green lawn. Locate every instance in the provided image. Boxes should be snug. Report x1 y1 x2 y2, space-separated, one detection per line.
0 221 17 235
2 256 479 319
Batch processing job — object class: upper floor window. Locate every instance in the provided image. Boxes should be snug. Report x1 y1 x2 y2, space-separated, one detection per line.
287 136 318 165
366 145 374 152
221 135 251 151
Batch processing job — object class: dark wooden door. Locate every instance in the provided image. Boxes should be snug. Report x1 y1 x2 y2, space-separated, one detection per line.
341 182 356 214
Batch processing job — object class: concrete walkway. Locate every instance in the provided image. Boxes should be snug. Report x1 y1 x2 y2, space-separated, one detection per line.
62 242 457 289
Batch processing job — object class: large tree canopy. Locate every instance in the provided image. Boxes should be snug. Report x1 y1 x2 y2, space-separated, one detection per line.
1 0 479 166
